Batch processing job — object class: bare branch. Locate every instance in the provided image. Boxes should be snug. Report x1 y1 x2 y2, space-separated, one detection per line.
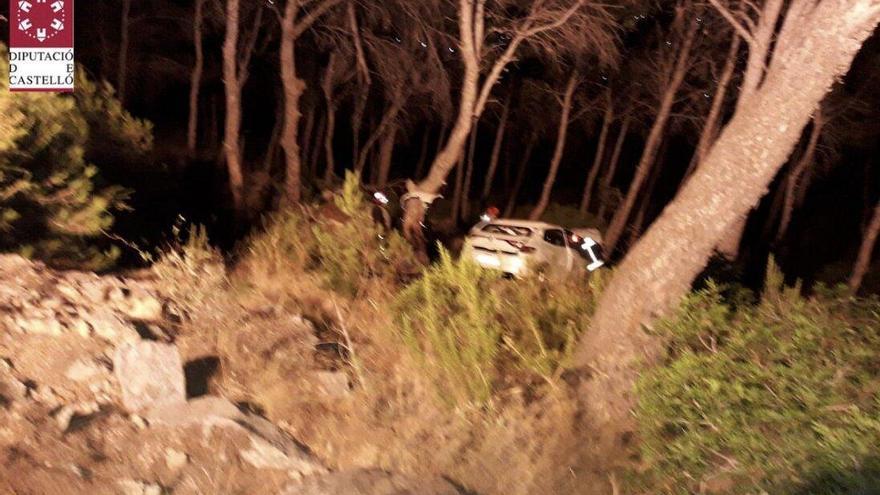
292 0 344 38
707 0 754 44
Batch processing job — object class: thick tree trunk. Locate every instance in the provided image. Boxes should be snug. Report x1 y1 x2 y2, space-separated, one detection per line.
575 0 880 456
685 34 741 177
222 0 245 212
597 117 630 221
580 95 613 213
280 2 306 204
776 110 823 242
481 94 511 201
187 0 205 158
604 21 697 253
504 134 536 218
530 74 578 221
118 0 131 104
376 122 398 187
849 200 880 293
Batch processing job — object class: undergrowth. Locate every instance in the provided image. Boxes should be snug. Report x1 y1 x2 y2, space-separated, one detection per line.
633 260 880 494
394 248 598 407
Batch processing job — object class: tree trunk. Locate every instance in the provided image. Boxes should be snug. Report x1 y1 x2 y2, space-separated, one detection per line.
503 134 536 218
461 119 479 220
414 129 431 180
118 0 131 104
776 110 823 242
323 103 337 182
849 200 880 293
355 101 403 174
376 122 398 187
222 0 245 212
530 73 578 221
451 155 465 223
685 33 741 177
580 94 613 213
187 0 205 158
310 110 326 181
280 1 306 204
630 139 668 241
348 2 370 171
300 111 315 179
575 0 880 456
604 21 698 253
481 93 511 201
597 116 630 221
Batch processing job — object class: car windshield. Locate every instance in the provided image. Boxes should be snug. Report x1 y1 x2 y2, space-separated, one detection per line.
482 224 532 237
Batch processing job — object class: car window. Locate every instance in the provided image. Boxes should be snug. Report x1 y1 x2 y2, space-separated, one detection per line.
482 224 532 237
543 229 566 247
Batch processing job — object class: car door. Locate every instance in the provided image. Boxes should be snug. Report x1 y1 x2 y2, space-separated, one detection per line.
542 229 573 273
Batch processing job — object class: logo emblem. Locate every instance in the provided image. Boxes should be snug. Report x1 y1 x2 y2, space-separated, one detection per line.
16 0 67 43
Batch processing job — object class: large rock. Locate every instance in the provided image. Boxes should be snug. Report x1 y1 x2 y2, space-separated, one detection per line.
113 341 186 413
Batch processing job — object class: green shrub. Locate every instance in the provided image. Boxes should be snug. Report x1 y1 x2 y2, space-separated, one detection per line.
0 44 152 269
633 261 880 494
394 250 597 407
311 171 419 295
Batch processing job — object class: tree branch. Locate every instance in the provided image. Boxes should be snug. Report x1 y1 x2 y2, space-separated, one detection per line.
707 0 755 44
292 0 344 38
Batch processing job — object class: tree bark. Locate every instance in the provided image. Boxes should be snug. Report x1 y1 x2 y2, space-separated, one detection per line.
630 138 668 240
580 93 613 213
576 0 880 456
530 73 578 221
187 0 205 158
451 154 465 223
776 110 823 242
280 1 306 204
597 116 629 221
222 0 245 212
849 200 880 293
503 134 537 218
481 93 512 201
355 100 403 174
604 20 698 253
376 122 398 187
118 0 131 104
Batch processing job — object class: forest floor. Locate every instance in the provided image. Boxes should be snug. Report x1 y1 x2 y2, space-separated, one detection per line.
0 249 627 495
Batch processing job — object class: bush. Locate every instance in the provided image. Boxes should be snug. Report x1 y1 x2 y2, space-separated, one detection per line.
394 249 597 407
633 261 880 494
0 45 152 269
150 223 226 318
311 172 420 295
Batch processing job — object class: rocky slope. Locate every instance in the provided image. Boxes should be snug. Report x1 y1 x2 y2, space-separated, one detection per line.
0 255 461 495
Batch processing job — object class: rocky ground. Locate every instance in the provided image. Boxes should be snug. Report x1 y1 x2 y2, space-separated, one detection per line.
0 255 463 495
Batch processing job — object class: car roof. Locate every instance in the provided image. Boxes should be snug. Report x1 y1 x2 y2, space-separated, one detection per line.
483 218 562 230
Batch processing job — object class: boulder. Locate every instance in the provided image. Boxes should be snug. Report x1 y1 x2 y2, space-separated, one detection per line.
113 341 186 413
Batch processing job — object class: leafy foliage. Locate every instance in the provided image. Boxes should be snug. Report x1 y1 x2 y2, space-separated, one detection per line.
633 261 880 493
394 249 597 406
0 45 153 269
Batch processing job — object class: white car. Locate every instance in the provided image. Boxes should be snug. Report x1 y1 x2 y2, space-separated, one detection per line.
462 219 605 277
